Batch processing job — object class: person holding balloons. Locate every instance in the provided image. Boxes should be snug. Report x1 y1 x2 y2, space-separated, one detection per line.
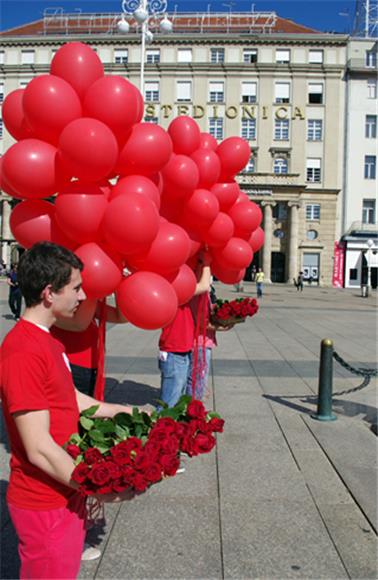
158 252 212 409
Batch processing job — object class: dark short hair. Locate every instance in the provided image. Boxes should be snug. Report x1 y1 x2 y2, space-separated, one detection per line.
18 242 84 307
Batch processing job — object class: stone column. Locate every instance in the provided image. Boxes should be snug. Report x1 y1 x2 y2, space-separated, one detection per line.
288 201 301 283
1 199 12 266
261 201 275 283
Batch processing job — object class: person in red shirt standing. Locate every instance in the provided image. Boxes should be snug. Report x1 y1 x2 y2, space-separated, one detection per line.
0 242 136 579
158 254 212 408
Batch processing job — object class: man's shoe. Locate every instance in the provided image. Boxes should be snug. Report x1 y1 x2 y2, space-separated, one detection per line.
81 543 101 561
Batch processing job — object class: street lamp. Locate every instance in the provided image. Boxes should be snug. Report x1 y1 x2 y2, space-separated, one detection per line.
117 0 173 96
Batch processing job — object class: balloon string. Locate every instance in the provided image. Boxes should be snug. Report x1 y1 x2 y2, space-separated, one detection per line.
191 292 208 401
94 298 106 401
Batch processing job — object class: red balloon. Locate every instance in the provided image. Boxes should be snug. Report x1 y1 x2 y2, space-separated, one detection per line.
50 41 104 100
2 139 57 199
50 217 78 250
58 118 118 182
150 172 164 194
165 264 197 305
211 182 240 211
23 75 82 144
248 226 265 252
84 76 142 138
186 229 202 257
0 157 24 199
191 149 221 189
10 200 55 248
110 175 160 209
213 237 253 270
211 261 246 284
184 188 219 229
217 137 251 179
55 184 107 244
233 191 250 206
103 193 159 255
159 194 183 224
168 116 201 155
116 272 178 330
127 222 191 274
161 154 199 199
199 132 218 151
204 212 234 248
2 89 34 141
117 123 173 176
98 181 113 200
75 242 122 299
229 201 263 235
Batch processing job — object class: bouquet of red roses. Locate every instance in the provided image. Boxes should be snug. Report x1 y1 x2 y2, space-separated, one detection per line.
65 396 224 496
212 297 259 327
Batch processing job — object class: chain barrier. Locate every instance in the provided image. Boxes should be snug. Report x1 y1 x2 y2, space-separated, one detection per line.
332 350 377 397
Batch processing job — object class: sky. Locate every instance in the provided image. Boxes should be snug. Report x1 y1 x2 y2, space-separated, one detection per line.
1 0 358 34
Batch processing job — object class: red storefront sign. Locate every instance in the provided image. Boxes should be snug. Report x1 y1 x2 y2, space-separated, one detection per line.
332 241 345 288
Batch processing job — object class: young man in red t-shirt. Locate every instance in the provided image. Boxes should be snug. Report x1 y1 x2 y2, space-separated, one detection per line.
1 242 136 579
158 255 212 408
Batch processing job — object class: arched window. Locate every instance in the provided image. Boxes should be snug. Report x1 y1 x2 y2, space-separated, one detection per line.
274 157 288 174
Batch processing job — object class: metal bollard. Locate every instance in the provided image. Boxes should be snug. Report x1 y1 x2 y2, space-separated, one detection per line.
311 338 337 421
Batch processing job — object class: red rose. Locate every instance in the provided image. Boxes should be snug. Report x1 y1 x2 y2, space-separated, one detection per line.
180 435 197 457
133 450 153 472
84 448 103 465
96 484 113 495
144 463 163 483
159 435 180 455
133 473 148 492
175 422 187 439
192 433 216 454
159 454 180 476
71 462 90 483
144 440 161 462
208 417 225 433
110 443 132 465
88 461 112 486
121 437 142 453
66 444 81 459
187 400 206 420
112 478 128 493
122 465 137 486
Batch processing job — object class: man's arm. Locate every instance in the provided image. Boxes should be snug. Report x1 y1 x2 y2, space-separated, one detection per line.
76 390 133 417
13 409 79 489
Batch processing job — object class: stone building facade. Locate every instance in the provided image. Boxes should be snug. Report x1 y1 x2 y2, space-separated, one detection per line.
0 11 349 284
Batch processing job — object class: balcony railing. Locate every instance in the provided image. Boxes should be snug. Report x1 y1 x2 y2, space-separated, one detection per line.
237 172 301 187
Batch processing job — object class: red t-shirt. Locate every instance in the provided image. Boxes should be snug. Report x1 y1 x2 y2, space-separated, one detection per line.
51 321 99 369
1 319 80 510
159 304 195 353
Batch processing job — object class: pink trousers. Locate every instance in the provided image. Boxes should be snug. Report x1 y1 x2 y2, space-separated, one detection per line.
8 495 86 579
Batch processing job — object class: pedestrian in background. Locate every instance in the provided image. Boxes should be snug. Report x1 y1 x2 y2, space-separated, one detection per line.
296 271 304 291
256 268 265 298
7 264 22 320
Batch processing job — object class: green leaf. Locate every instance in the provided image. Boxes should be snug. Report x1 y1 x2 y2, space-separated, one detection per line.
158 408 180 420
95 445 110 454
74 454 84 465
207 412 221 419
80 416 95 431
135 424 143 438
155 399 168 409
68 433 81 445
81 405 99 418
89 429 106 443
94 419 115 434
114 412 133 427
115 424 130 439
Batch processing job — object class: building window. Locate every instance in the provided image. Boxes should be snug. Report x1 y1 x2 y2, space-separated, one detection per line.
366 50 377 68
176 81 192 102
211 48 224 63
209 82 224 103
114 49 128 64
178 49 192 63
0 83 3 104
273 202 287 219
241 118 256 140
349 268 358 281
306 158 321 183
0 51 4 64
365 115 377 138
209 117 223 140
367 79 377 99
146 49 160 64
306 229 318 240
309 50 323 64
274 119 289 140
19 79 31 89
362 199 376 224
306 204 320 220
273 228 285 238
276 49 290 63
241 82 257 103
21 50 35 64
274 82 290 104
0 119 3 139
308 83 323 104
307 119 323 141
144 116 158 124
243 49 257 63
273 157 288 174
364 155 376 179
144 81 159 102
242 155 255 173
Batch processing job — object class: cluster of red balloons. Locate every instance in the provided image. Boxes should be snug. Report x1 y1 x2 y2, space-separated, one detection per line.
1 42 264 330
